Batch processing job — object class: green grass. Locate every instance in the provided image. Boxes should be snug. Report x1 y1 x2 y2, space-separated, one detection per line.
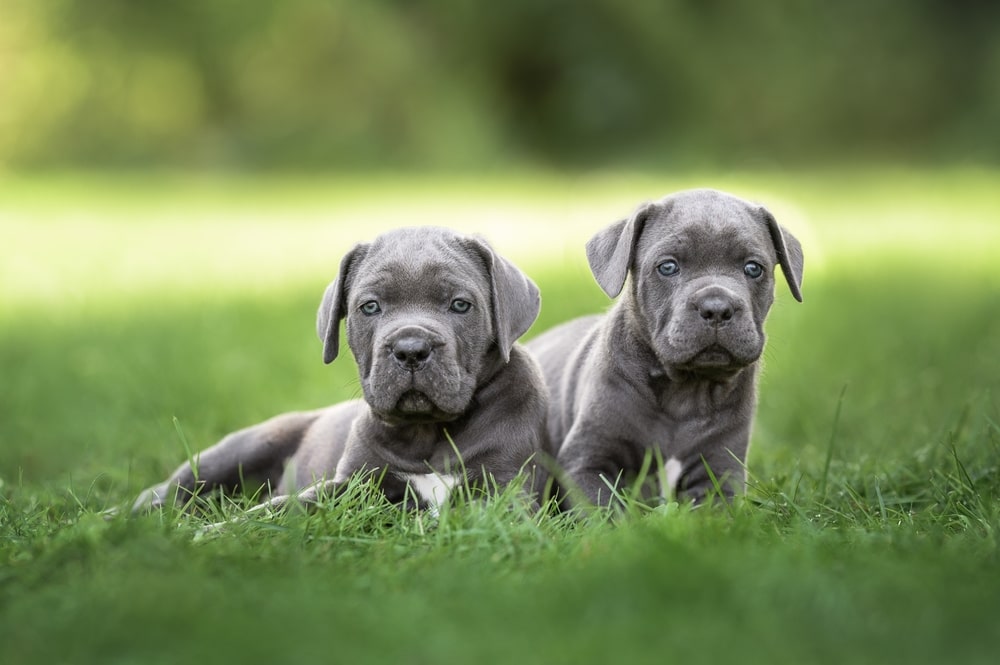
2 169 1000 664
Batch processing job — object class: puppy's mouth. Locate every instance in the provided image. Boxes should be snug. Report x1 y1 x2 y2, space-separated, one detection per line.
672 344 754 378
379 390 461 425
397 390 436 414
690 344 735 367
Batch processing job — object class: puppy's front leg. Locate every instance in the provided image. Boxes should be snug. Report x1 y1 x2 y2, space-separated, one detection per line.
673 446 748 504
132 411 319 513
557 435 632 510
253 478 342 513
191 479 343 536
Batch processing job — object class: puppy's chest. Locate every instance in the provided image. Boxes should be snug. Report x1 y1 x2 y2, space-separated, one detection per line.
647 385 738 450
378 437 469 507
654 378 742 419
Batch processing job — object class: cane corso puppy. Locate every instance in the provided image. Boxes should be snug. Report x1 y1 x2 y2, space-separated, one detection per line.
133 227 550 514
527 189 803 508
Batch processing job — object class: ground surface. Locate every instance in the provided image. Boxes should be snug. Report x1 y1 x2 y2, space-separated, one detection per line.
2 170 999 664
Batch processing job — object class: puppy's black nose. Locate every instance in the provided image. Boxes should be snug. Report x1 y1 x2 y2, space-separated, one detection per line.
697 295 735 326
391 336 433 370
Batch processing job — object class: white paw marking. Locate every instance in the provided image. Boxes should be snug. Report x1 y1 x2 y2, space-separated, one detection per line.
398 472 458 508
662 457 683 499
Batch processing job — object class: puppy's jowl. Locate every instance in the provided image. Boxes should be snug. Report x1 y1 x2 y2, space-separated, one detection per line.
133 227 551 514
528 189 804 508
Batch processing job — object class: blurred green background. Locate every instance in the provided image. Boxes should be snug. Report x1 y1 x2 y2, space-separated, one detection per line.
2 0 998 172
4 6 1000 664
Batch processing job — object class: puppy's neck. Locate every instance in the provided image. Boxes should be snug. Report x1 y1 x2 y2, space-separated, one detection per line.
473 346 514 392
368 416 459 462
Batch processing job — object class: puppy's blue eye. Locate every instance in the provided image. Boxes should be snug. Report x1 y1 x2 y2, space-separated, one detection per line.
657 260 679 277
450 299 472 314
744 262 764 279
360 301 381 315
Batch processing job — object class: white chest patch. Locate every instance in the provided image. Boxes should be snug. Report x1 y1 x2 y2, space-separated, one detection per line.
661 457 683 500
398 472 459 508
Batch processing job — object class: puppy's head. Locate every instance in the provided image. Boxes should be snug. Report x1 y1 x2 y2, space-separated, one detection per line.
316 227 540 424
586 189 803 378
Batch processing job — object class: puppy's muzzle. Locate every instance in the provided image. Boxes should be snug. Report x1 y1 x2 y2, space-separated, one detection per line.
690 286 743 328
387 326 440 371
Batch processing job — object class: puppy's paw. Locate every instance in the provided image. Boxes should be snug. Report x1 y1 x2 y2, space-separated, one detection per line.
130 482 176 514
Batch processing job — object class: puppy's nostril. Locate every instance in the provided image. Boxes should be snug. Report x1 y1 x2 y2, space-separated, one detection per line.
392 336 433 368
698 296 735 324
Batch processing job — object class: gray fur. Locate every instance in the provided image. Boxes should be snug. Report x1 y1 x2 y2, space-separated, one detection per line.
527 189 803 508
133 227 550 514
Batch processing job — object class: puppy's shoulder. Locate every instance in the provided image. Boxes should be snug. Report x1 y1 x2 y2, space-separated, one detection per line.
499 344 548 396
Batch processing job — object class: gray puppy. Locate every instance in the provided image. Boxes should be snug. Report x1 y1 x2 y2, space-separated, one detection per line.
133 227 550 514
527 189 803 508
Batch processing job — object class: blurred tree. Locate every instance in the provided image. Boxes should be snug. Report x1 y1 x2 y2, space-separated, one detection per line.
0 0 997 170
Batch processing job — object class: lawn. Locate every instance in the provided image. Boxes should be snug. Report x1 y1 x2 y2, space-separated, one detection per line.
2 169 999 665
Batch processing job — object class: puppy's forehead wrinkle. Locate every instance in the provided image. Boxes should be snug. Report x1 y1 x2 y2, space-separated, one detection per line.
356 263 466 295
353 257 487 306
641 201 773 264
640 224 770 264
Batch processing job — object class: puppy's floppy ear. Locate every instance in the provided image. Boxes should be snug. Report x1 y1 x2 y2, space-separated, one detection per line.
316 243 369 364
758 207 804 302
468 237 541 362
586 201 655 298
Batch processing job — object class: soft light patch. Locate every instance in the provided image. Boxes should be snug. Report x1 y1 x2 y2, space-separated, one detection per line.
661 457 683 500
398 472 458 509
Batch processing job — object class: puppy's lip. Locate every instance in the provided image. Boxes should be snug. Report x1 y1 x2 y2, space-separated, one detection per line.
397 390 435 414
675 344 757 373
691 345 734 366
376 390 462 425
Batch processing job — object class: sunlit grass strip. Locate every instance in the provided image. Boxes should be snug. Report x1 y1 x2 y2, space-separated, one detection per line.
3 169 999 313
